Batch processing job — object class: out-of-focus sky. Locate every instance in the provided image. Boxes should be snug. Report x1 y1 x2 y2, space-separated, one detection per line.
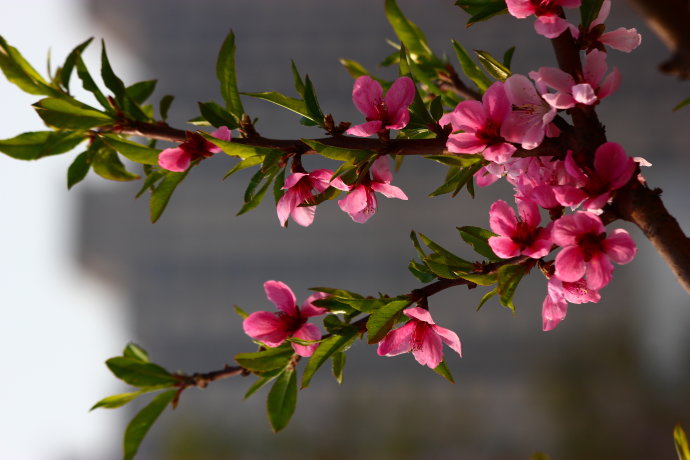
0 1 132 458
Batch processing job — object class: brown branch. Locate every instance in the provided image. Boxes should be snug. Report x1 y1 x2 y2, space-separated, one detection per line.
629 0 690 78
176 365 248 389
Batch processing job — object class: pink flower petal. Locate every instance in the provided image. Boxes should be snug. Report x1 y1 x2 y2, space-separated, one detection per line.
301 292 329 317
534 15 570 39
542 92 576 110
555 246 587 282
597 67 621 100
411 324 444 369
371 155 392 183
351 76 382 119
591 0 610 28
601 28 641 52
207 126 232 153
283 172 309 190
447 133 487 154
584 49 607 87
291 322 321 357
483 82 511 124
483 142 516 164
489 200 518 236
542 291 568 331
453 100 487 132
243 311 291 347
158 147 191 172
377 321 415 356
603 229 637 264
585 252 613 290
432 324 462 357
489 236 521 259
553 185 586 208
538 67 575 93
346 120 382 137
404 306 435 324
338 184 368 214
561 279 601 304
552 212 604 246
506 0 535 18
276 188 301 227
572 83 597 105
594 142 634 189
290 203 316 227
517 198 541 228
384 76 415 126
371 182 408 200
264 280 298 316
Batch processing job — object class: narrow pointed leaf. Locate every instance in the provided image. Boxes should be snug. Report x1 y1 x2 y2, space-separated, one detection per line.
366 299 411 344
384 0 435 63
0 131 84 160
497 264 526 311
303 76 324 125
580 0 605 30
477 287 498 311
91 144 140 182
123 343 150 363
67 150 90 189
198 101 238 129
301 331 357 389
458 226 500 260
676 424 690 460
91 389 154 411
74 53 111 110
267 368 298 432
60 37 93 90
244 368 283 399
33 97 111 130
455 0 508 25
235 345 295 373
126 79 157 104
291 60 305 95
101 135 160 165
105 357 177 387
331 352 347 384
433 360 455 383
242 91 314 121
123 390 176 460
0 36 59 96
452 40 490 93
302 139 372 163
217 31 244 119
150 170 189 223
159 95 174 120
474 50 511 81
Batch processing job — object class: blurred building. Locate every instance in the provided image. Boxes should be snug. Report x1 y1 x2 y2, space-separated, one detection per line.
80 1 690 459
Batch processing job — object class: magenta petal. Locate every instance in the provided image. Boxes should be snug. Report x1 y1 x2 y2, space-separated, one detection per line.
561 279 601 304
377 321 415 356
591 0 610 27
524 233 553 259
371 182 408 200
385 76 415 123
291 322 321 357
489 236 521 259
489 200 518 236
555 246 587 282
594 142 634 190
276 189 300 227
338 184 368 214
572 83 597 105
483 82 511 123
432 325 462 357
453 100 487 132
597 68 620 100
538 67 575 93
291 204 316 227
283 172 309 189
517 198 540 228
301 292 329 317
351 76 383 119
158 147 191 172
585 252 613 290
506 0 535 18
346 120 382 137
371 155 392 183
243 311 290 347
603 229 637 264
411 324 444 369
584 49 608 87
483 142 516 164
404 306 435 324
542 292 568 331
601 28 641 52
447 133 487 154
264 280 298 316
534 16 570 39
552 212 604 246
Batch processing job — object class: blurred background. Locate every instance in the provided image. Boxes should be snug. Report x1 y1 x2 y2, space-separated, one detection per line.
1 0 689 459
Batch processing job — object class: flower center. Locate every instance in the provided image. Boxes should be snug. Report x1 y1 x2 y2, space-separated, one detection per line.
475 121 505 146
531 0 558 16
512 221 538 249
576 232 606 262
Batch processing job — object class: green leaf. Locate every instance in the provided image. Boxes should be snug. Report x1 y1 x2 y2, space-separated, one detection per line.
290 60 305 95
91 389 152 410
0 36 59 96
408 259 437 283
410 231 427 259
106 357 177 387
233 305 249 319
235 345 295 373
503 46 516 70
433 360 455 383
123 390 176 460
73 52 111 110
126 79 157 104
384 0 435 64
100 40 126 100
237 168 277 216
332 352 347 384
458 226 500 260
150 170 188 223
244 368 283 399
242 91 316 122
303 76 324 125
273 167 286 204
267 368 298 433
224 155 263 178
302 139 372 164
123 343 150 363
676 424 690 460
91 143 140 182
0 130 84 160
673 96 690 111
580 0 605 30
419 233 474 270
159 95 174 120
457 272 497 286
308 287 364 299
67 150 90 189
33 97 112 130
366 299 410 344
199 131 277 160
453 162 482 197
474 50 512 81
59 37 93 91
497 264 526 311
452 40 491 93
477 287 498 311
301 331 357 389
339 58 373 79
217 31 244 119
101 135 160 165
198 101 238 129
455 0 508 25
425 154 483 168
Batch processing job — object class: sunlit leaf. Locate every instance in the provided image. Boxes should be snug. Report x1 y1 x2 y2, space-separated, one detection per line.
123 390 176 460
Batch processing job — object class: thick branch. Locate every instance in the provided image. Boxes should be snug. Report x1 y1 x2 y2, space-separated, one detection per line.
176 365 247 389
629 0 690 78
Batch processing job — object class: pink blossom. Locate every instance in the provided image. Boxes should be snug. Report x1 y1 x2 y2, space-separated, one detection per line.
158 126 232 172
510 156 577 210
506 0 581 38
377 306 462 369
242 281 328 357
555 142 636 210
346 76 415 137
488 199 553 259
502 74 559 150
542 276 601 331
277 169 349 227
338 156 407 223
443 82 516 164
533 49 620 109
552 211 637 290
571 0 641 53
